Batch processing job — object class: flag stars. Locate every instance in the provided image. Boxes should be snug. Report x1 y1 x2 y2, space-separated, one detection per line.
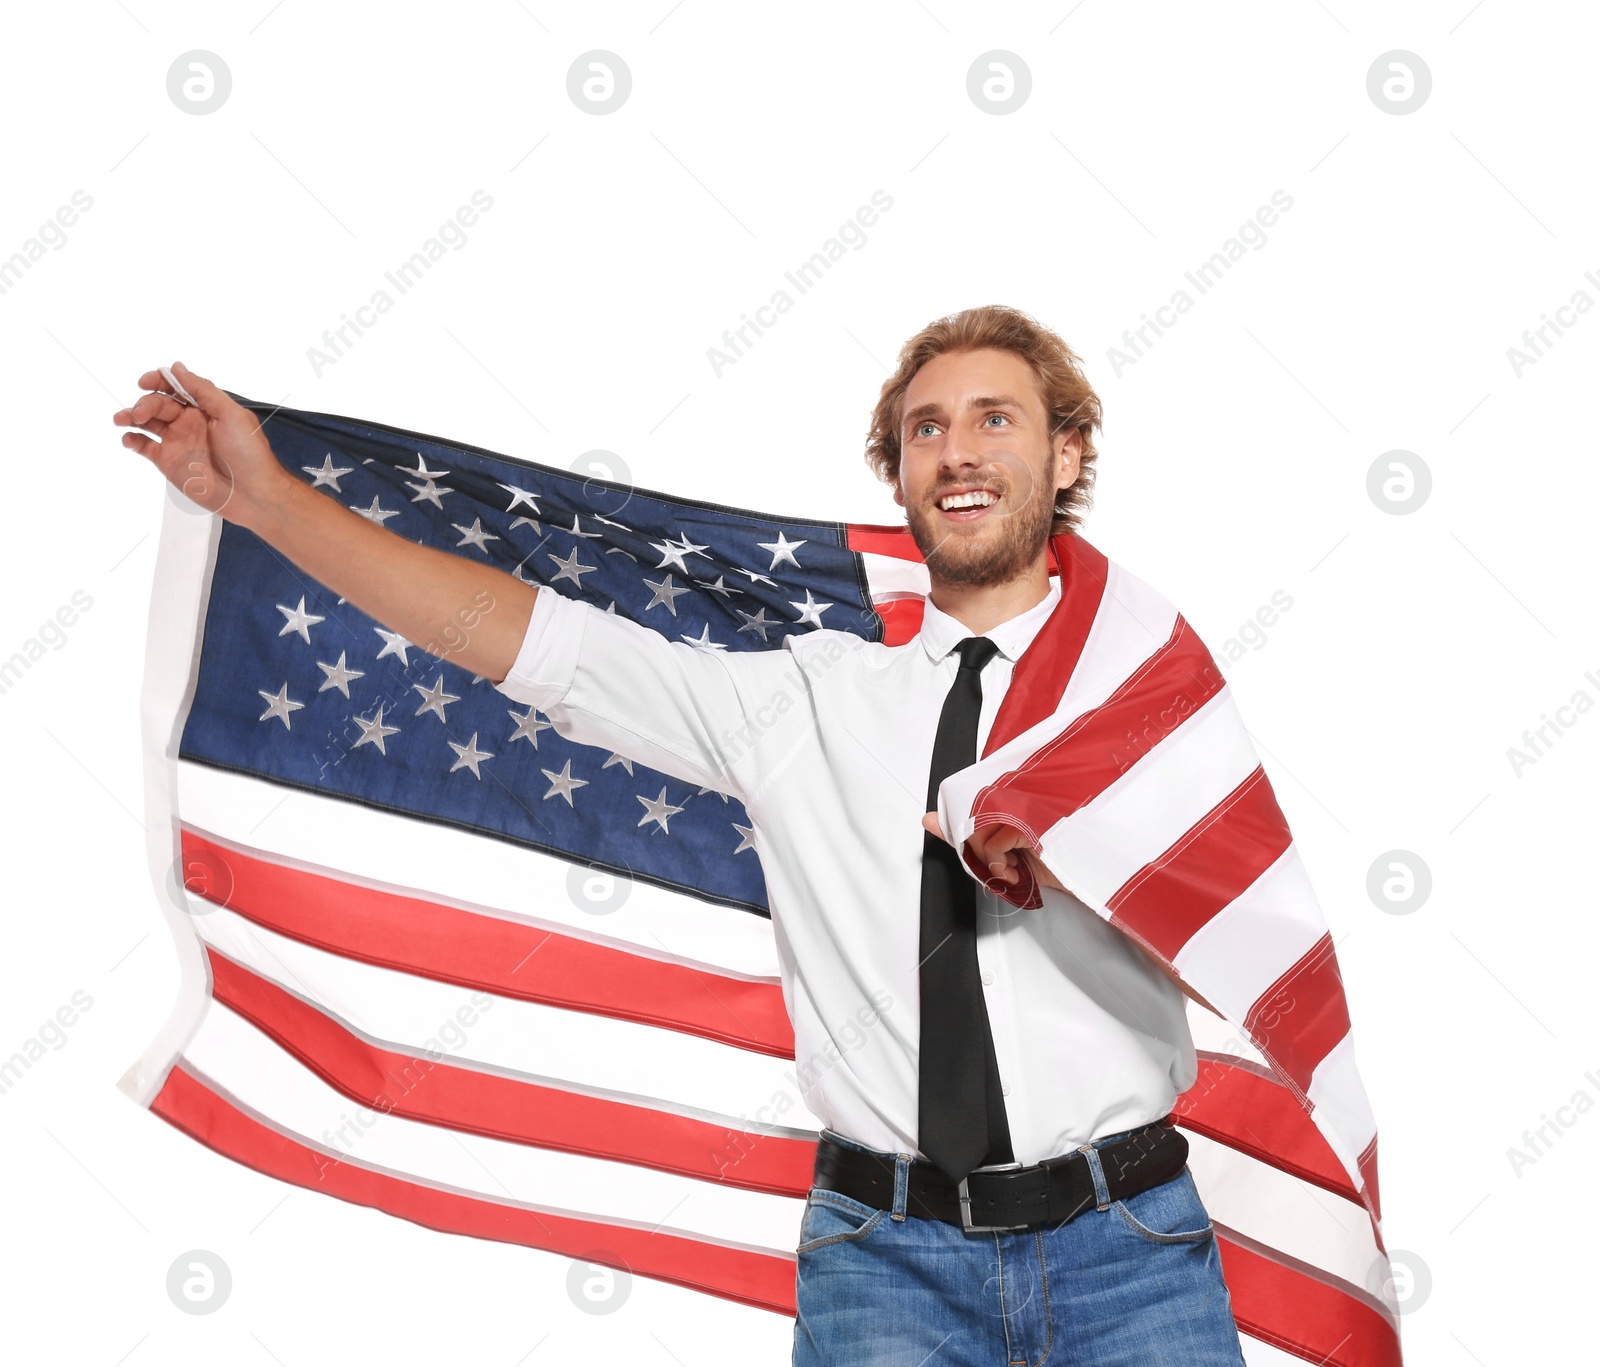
693 575 744 599
257 682 304 729
602 752 634 775
735 606 779 641
275 594 326 643
398 454 451 482
643 573 690 616
563 515 602 540
649 533 711 573
498 482 541 515
303 454 353 490
351 496 401 526
453 518 501 554
732 822 757 854
507 707 552 748
757 531 806 571
541 759 588 805
547 547 596 588
316 651 365 697
407 477 453 510
373 627 414 665
447 731 495 778
681 623 725 650
636 786 685 833
413 674 461 722
352 702 401 754
789 589 833 628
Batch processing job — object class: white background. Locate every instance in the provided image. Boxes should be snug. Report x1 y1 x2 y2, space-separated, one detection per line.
2 1 1594 1362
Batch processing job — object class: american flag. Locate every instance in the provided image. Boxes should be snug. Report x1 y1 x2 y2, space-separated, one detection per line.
120 395 1400 1365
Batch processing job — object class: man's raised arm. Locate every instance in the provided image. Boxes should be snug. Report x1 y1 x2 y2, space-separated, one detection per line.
114 361 533 684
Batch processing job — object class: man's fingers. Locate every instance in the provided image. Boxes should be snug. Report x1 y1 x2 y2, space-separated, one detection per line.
115 392 184 429
170 361 229 415
921 812 946 843
120 430 158 459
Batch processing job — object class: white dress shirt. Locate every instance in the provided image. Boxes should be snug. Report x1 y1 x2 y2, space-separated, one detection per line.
493 576 1197 1165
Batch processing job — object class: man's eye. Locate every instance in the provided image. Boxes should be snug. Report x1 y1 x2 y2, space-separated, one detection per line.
984 413 1009 427
915 422 937 438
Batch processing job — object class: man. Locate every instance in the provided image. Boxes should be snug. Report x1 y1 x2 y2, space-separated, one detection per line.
114 305 1248 1364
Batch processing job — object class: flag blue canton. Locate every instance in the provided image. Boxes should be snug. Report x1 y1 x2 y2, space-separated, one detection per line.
177 398 882 915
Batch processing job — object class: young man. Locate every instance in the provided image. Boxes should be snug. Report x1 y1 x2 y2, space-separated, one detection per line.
114 305 1247 1364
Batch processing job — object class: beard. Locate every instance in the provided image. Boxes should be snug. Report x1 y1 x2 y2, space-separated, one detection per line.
905 460 1058 589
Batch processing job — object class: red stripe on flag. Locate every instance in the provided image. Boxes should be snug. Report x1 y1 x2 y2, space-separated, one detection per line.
1175 1052 1363 1208
1106 766 1291 962
983 533 1110 754
875 598 925 646
1245 933 1353 1098
969 613 1226 846
1358 1134 1384 1231
149 1064 802 1316
1216 1230 1401 1367
180 828 795 1057
206 946 817 1197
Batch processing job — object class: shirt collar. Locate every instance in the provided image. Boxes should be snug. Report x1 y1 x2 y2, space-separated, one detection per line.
918 577 1062 666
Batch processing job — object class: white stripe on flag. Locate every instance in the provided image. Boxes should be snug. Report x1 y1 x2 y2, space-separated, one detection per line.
858 549 929 602
1184 1128 1387 1294
182 999 808 1253
1035 687 1259 912
191 902 809 1127
176 759 780 978
1175 842 1331 1025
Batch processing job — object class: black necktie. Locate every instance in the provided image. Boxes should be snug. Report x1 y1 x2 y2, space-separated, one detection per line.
917 635 1014 1185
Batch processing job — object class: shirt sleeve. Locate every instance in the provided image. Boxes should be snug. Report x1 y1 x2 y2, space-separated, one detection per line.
492 585 798 803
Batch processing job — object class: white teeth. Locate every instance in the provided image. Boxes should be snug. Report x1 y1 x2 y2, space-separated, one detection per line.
939 490 997 511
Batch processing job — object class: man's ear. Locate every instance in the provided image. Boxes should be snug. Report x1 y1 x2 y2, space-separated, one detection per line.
1055 427 1083 495
891 481 905 509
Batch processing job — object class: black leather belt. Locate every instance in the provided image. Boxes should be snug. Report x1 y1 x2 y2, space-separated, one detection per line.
812 1119 1188 1233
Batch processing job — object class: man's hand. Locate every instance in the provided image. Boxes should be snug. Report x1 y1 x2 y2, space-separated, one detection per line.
921 811 1226 1017
922 812 1065 893
113 359 537 685
113 361 294 530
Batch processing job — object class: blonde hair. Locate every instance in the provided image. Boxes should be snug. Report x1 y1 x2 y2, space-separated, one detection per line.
863 304 1103 535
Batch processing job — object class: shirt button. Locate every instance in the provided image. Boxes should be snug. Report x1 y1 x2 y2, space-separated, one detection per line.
980 969 994 986
1001 1081 1011 1096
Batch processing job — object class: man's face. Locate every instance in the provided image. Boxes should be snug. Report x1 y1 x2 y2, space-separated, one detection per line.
892 347 1080 588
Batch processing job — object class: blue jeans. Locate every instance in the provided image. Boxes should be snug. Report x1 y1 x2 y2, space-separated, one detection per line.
793 1126 1247 1366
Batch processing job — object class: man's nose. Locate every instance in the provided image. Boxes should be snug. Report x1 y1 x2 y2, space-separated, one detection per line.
937 428 986 473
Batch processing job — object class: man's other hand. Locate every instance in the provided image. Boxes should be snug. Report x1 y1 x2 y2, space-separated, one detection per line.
921 813 1065 893
113 361 292 529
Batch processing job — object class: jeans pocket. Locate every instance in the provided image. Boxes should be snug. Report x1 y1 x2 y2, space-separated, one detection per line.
796 1184 888 1254
1110 1165 1215 1244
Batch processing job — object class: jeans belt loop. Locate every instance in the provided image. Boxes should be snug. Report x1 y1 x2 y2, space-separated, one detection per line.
891 1152 911 1222
955 1159 1029 1233
1079 1142 1112 1212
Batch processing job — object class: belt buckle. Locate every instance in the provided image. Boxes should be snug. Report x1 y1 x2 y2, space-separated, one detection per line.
956 1160 1029 1232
